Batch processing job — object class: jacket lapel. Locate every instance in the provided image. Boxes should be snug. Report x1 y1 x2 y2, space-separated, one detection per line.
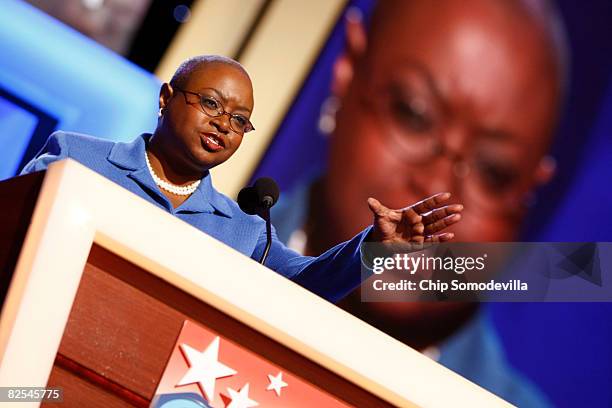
106 134 234 217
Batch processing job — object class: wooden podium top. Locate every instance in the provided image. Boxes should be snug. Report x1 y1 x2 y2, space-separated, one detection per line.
0 159 511 407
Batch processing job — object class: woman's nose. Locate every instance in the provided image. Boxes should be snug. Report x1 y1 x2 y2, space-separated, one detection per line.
210 114 231 134
411 156 458 198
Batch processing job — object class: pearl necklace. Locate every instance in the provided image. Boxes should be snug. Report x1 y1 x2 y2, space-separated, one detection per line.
145 151 201 196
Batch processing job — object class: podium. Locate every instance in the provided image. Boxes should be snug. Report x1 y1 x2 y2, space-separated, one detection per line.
0 160 511 407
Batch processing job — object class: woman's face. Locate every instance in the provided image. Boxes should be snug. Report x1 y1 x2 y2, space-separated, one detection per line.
159 63 254 173
326 0 558 245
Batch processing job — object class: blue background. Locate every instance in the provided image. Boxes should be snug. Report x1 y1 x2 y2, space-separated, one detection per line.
0 0 159 180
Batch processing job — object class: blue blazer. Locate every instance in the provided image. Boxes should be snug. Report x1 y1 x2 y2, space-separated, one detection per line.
21 132 371 302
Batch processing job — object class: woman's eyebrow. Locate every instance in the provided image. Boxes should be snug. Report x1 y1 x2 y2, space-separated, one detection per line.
390 58 450 115
199 87 251 114
197 87 225 100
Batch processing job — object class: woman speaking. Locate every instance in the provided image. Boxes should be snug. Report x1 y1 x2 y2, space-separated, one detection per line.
20 55 463 302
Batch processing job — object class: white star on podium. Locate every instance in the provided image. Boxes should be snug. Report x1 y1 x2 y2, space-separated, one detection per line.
266 371 288 396
176 337 237 402
226 383 258 408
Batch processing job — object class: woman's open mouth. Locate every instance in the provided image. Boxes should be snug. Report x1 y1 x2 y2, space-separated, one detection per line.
201 132 225 152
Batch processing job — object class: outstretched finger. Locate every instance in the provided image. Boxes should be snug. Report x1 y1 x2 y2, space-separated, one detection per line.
367 197 388 217
424 232 455 243
411 222 425 235
402 206 423 225
424 213 461 235
422 204 464 225
411 192 452 214
370 198 405 222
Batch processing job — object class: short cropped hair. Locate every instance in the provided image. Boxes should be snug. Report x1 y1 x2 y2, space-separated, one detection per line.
169 55 250 89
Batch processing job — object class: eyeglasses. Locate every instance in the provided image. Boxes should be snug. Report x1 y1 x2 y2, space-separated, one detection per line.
175 88 255 134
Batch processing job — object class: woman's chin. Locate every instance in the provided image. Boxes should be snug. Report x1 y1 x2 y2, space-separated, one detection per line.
192 151 230 171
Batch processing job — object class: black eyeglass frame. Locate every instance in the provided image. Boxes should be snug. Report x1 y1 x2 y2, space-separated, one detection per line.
175 87 255 134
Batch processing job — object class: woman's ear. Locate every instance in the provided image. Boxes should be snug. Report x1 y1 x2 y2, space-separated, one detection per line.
534 155 556 185
159 83 173 110
331 7 368 99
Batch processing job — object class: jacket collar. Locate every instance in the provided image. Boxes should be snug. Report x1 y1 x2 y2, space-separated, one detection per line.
107 134 233 217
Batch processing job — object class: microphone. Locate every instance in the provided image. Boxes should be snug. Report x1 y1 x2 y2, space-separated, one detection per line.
237 186 259 215
254 177 280 209
237 177 279 214
237 177 280 265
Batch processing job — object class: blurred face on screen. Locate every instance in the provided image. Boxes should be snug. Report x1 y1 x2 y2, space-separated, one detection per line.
325 0 560 247
323 0 563 333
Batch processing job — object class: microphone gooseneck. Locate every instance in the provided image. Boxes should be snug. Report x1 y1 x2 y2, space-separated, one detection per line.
259 206 273 265
237 177 280 265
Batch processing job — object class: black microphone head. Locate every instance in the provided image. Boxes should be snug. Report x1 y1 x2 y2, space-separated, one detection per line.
254 177 280 208
237 186 259 215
